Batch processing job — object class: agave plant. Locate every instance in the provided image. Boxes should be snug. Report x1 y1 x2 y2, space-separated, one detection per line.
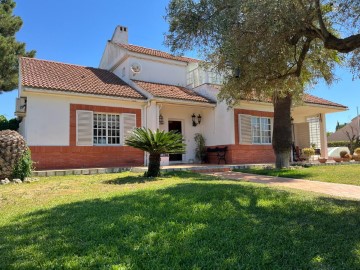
125 128 186 177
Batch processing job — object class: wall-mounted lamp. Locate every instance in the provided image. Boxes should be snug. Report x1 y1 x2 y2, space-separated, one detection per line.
159 114 164 125
192 113 202 127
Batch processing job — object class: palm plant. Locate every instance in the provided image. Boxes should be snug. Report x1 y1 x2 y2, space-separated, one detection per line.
125 128 186 177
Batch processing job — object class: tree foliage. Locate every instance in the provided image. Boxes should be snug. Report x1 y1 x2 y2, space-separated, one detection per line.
0 0 35 93
166 0 360 168
125 128 186 177
166 0 360 100
0 114 19 131
335 121 347 131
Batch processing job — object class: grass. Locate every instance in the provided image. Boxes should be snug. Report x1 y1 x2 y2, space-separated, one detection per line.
236 164 360 186
1 171 360 269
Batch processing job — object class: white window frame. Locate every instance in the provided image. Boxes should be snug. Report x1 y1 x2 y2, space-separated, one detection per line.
251 116 272 145
93 112 121 146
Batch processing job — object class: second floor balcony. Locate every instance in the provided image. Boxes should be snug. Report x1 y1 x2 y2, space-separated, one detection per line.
186 68 224 89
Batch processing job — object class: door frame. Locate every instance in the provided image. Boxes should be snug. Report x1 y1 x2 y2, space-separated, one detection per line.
168 118 185 163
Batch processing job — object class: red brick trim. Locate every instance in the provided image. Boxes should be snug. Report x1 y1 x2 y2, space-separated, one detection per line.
206 144 275 164
29 104 143 170
30 146 143 170
234 109 274 145
70 104 141 146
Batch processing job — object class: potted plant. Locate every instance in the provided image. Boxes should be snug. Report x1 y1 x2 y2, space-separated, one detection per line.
340 150 351 162
343 153 352 162
353 148 360 161
318 157 327 163
194 133 207 163
302 147 315 162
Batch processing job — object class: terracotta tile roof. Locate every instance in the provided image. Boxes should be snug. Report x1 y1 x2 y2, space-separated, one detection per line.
328 116 360 141
20 57 146 99
303 94 347 108
114 43 199 63
207 84 346 108
133 80 215 104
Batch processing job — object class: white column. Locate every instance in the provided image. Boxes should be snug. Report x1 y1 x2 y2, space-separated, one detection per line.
146 101 158 131
320 113 328 158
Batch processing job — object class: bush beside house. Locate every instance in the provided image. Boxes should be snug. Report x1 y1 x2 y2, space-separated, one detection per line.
0 130 33 181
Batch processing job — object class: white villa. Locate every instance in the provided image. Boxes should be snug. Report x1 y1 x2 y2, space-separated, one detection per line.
15 26 347 170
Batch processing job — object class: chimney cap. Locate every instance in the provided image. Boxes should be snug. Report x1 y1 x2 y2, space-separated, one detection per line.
111 25 129 44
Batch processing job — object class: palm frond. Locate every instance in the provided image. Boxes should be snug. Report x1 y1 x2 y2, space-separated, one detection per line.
125 128 186 154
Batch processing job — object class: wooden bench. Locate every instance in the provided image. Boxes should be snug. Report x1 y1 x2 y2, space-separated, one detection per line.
207 147 228 164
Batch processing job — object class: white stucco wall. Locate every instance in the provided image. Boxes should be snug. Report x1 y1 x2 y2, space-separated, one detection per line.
100 44 189 87
22 91 145 146
158 104 213 163
113 55 188 86
99 42 125 70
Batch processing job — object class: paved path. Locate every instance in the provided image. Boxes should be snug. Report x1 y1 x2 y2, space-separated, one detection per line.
206 171 360 200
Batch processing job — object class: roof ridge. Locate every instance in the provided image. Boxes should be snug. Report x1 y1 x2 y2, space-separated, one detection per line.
132 79 215 104
20 57 108 71
114 42 200 62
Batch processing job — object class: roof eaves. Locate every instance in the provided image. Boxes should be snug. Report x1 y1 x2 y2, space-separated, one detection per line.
22 86 147 101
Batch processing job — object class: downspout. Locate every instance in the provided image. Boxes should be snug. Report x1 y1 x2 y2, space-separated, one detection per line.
143 100 151 166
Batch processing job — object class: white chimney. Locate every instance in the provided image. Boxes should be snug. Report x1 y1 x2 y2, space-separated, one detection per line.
111 25 129 44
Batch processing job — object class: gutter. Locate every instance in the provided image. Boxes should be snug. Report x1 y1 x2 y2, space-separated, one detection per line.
22 87 147 104
154 97 216 108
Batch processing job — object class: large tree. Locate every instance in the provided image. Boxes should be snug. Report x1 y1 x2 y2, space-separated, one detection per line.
166 0 360 168
0 0 35 93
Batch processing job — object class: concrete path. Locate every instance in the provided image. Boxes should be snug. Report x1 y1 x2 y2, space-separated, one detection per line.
206 171 360 200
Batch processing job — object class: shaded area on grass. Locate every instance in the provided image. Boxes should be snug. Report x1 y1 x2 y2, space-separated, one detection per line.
104 171 220 185
235 164 360 186
1 182 360 269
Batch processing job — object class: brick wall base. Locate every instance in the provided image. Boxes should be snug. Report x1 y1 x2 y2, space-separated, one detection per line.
206 144 275 164
30 146 144 170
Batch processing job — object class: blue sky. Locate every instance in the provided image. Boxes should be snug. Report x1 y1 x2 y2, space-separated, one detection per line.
1 0 359 132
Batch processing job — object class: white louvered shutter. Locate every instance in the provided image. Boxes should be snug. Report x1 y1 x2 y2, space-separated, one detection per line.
122 113 137 144
76 110 93 146
239 114 252 144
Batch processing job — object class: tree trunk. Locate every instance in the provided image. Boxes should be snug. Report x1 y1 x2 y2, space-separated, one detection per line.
147 153 161 177
272 93 293 169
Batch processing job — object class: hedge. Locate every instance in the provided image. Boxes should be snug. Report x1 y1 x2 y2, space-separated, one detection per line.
328 141 349 147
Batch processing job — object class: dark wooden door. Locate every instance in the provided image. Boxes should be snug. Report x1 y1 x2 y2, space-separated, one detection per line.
168 120 183 161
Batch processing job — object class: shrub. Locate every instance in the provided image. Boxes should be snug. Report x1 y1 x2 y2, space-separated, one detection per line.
302 148 315 158
125 128 186 177
355 148 360 155
0 130 28 179
344 153 352 160
12 148 33 180
340 150 348 158
328 141 349 147
0 115 20 131
194 133 207 163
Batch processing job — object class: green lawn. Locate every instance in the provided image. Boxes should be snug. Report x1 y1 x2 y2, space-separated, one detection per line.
236 164 360 186
1 171 360 269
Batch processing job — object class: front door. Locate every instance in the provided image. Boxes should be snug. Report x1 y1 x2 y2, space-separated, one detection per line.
168 120 183 162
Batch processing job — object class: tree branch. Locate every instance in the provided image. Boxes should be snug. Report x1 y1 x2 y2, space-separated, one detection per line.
314 0 330 39
295 38 312 76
